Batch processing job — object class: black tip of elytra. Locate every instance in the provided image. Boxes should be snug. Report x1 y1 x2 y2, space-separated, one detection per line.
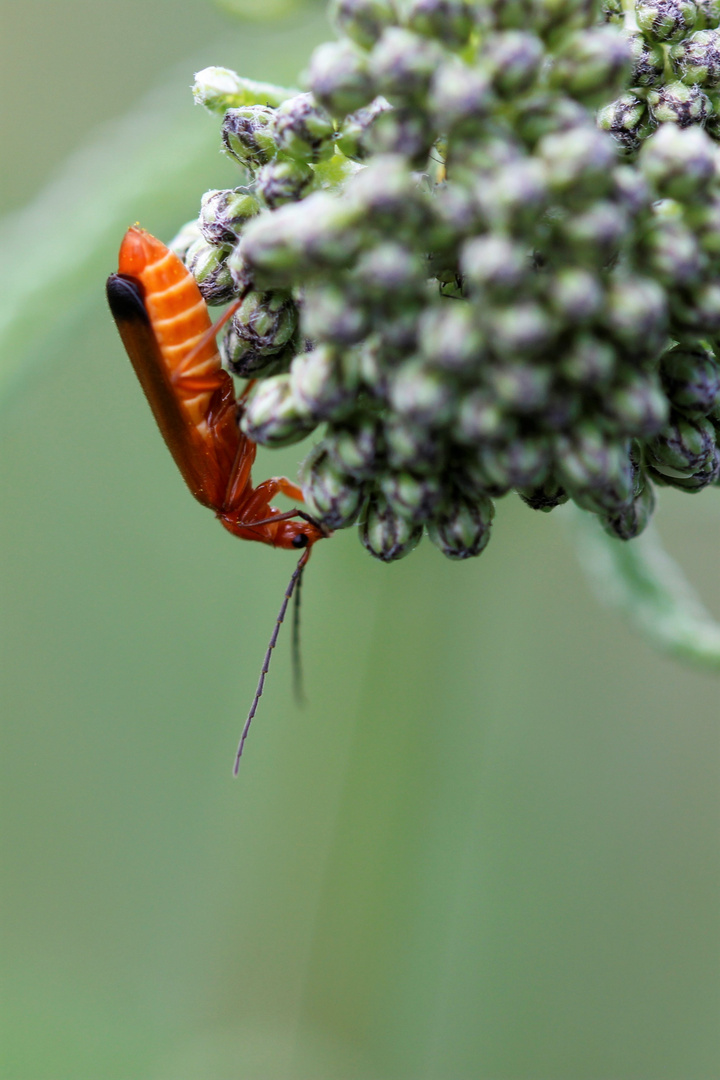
106 273 149 326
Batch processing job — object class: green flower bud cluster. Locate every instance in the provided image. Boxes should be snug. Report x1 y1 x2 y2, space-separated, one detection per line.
182 0 720 563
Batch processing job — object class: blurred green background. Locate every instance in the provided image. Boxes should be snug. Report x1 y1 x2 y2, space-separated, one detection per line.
1 3 719 1078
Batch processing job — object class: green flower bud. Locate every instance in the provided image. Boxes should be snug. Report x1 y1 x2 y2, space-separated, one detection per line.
329 0 398 49
695 0 720 27
639 123 716 199
240 193 363 286
477 435 551 488
169 218 202 260
635 0 698 41
646 80 711 125
660 341 720 413
548 27 631 105
600 480 655 539
546 268 604 323
628 32 666 87
611 163 652 215
512 93 588 145
326 416 385 479
647 411 717 470
241 375 317 446
389 358 454 427
346 154 430 234
518 474 569 511
482 32 545 96
474 158 548 231
418 302 485 375
379 469 443 522
407 0 475 47
221 290 297 376
487 358 553 411
555 426 635 512
301 281 369 344
456 389 513 443
558 200 628 267
538 125 616 202
185 238 235 305
353 241 426 302
427 489 494 559
369 27 447 105
336 98 392 161
222 106 277 169
670 28 720 83
601 371 669 436
484 302 557 358
428 60 493 133
672 280 720 333
301 444 366 528
256 158 315 209
360 491 424 560
273 93 336 163
385 415 447 472
604 272 667 349
639 212 703 285
560 333 616 387
601 0 624 21
597 94 654 158
199 188 260 245
460 234 531 299
307 40 375 118
290 344 358 418
193 66 247 113
365 104 435 164
649 444 720 488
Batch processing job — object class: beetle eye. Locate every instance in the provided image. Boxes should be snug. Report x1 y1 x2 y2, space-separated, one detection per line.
292 533 309 548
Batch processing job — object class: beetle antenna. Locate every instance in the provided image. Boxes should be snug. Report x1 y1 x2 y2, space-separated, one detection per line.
292 561 305 707
233 548 311 775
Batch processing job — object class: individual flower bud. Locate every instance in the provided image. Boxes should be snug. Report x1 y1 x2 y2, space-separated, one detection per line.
199 189 260 245
559 200 628 267
460 234 531 299
456 389 512 443
597 94 654 157
548 27 631 105
369 27 447 105
538 125 616 201
670 28 720 83
546 268 604 323
406 0 475 46
240 192 362 286
660 341 720 413
604 273 667 349
518 475 569 511
513 92 588 144
222 106 277 169
385 415 447 473
612 163 652 214
481 31 544 95
487 359 553 412
628 32 666 86
291 344 358 419
484 302 557 359
601 480 655 539
650 444 720 488
639 123 716 199
601 0 624 20
360 490 424 560
639 212 703 285
307 40 375 117
169 218 202 260
428 60 493 133
418 303 485 375
601 371 669 436
477 436 551 488
673 280 720 332
560 333 616 387
330 0 398 48
427 489 494 559
273 93 336 163
647 411 717 470
326 417 385 479
346 154 430 233
389 358 454 427
220 290 297 376
635 0 698 41
554 426 635 512
336 98 392 161
193 66 247 112
365 104 435 164
226 244 252 292
301 444 365 529
241 375 317 446
379 470 443 522
301 281 369 344
695 0 720 27
685 193 720 256
646 80 711 125
353 242 426 303
185 238 236 305
256 158 315 209
474 159 548 231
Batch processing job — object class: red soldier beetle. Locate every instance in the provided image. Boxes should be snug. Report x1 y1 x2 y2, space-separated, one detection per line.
106 226 329 772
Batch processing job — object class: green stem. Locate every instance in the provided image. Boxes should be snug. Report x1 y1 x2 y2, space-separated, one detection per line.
566 504 720 671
